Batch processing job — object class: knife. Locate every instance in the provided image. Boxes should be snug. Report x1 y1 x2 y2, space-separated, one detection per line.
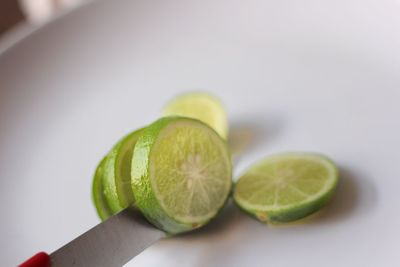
19 208 166 267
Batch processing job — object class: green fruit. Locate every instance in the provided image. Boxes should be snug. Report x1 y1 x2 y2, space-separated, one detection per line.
162 92 229 139
131 117 232 234
92 157 113 221
102 128 145 213
233 152 338 224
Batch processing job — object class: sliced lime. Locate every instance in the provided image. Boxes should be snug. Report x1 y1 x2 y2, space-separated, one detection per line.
162 92 228 139
131 117 232 234
102 128 144 213
233 152 338 223
92 157 113 221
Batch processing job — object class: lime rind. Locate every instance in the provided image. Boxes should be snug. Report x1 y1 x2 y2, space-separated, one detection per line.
162 92 229 139
114 128 145 207
102 152 124 213
101 128 145 213
104 128 144 209
131 117 232 234
92 157 113 221
233 152 338 223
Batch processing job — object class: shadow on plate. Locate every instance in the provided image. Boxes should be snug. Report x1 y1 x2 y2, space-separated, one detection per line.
308 166 378 225
308 166 360 224
176 200 247 240
228 113 286 164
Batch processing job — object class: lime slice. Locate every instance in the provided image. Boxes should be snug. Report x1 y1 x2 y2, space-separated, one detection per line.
102 128 145 213
131 117 232 234
233 152 338 223
162 92 228 139
92 157 112 221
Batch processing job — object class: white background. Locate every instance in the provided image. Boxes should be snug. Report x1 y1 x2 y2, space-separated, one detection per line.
0 0 399 266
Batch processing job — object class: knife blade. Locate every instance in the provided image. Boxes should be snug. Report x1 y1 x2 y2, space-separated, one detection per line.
21 208 166 267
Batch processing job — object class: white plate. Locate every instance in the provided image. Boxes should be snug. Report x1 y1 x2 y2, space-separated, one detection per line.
1 0 399 266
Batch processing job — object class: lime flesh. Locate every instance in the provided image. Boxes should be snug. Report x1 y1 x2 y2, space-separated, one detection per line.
131 117 232 234
102 128 144 213
92 157 113 221
162 92 228 139
233 152 338 223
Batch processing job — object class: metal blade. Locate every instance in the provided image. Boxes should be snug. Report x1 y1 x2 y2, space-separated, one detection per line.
50 208 166 267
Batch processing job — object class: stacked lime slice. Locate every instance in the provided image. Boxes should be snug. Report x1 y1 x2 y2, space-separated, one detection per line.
131 117 232 233
92 116 232 233
102 128 145 212
92 128 144 220
92 157 113 221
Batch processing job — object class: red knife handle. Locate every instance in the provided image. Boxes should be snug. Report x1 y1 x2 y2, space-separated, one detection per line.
19 252 51 267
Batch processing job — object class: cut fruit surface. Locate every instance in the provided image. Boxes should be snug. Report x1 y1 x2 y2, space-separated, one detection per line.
102 128 144 212
162 92 228 139
92 157 113 221
131 117 232 234
233 152 338 223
